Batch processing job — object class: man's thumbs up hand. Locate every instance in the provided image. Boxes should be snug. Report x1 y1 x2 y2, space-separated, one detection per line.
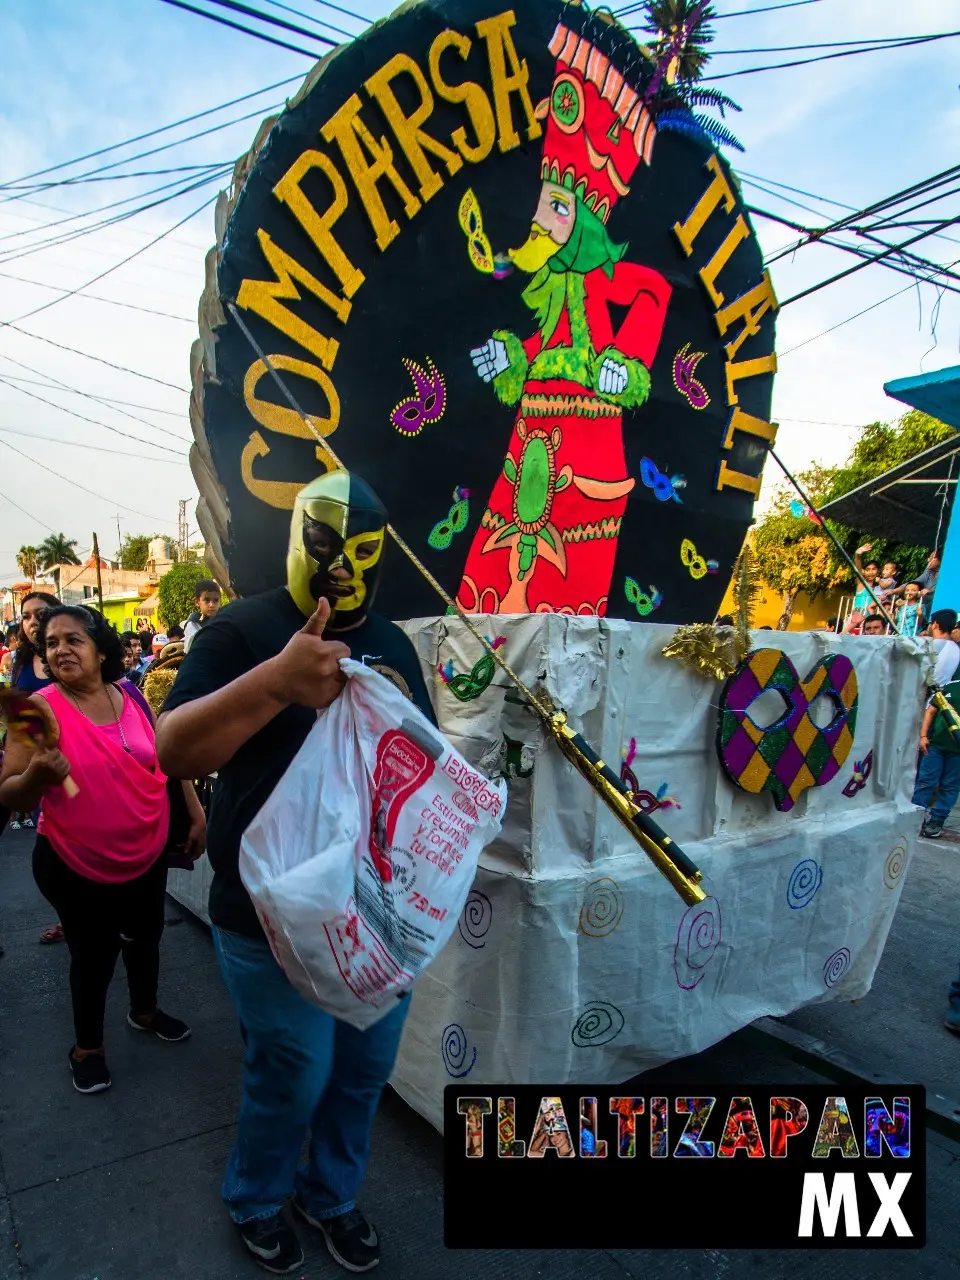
302 597 331 637
266 596 350 710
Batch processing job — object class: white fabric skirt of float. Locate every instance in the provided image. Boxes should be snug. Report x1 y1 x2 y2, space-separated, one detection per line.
391 615 925 1133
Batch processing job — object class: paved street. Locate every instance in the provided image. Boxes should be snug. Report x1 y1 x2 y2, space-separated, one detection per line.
1 822 958 1280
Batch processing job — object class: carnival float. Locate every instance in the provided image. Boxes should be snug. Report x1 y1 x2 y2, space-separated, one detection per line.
171 0 928 1132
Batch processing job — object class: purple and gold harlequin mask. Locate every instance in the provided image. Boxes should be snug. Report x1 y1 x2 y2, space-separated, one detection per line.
717 649 859 812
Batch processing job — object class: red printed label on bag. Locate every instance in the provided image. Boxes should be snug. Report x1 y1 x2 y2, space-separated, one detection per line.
369 729 435 882
324 896 412 1004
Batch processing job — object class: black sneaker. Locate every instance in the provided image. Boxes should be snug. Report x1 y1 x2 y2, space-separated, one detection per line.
127 1009 191 1042
293 1199 379 1272
68 1049 111 1094
237 1216 304 1275
922 818 944 839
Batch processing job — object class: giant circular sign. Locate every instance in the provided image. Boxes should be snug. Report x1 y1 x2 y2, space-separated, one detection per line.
193 0 777 624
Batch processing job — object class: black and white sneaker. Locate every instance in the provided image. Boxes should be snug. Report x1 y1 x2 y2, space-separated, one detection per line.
127 1009 192 1042
68 1049 111 1094
922 818 944 839
293 1198 380 1272
237 1216 304 1274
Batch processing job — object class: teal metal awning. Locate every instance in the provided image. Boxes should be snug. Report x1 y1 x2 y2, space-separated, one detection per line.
884 365 960 431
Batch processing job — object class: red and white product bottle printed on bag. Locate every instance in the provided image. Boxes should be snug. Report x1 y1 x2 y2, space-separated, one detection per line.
239 659 507 1030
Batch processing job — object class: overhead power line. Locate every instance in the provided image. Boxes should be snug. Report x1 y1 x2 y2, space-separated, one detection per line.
0 168 228 268
0 437 178 524
0 425 191 466
304 0 366 23
0 326 189 393
204 0 337 47
0 269 194 322
0 373 187 417
158 0 323 57
0 353 190 443
703 29 960 80
0 75 300 190
779 255 960 358
778 216 960 307
0 189 217 329
262 0 355 39
0 486 58 536
0 377 189 456
0 100 279 209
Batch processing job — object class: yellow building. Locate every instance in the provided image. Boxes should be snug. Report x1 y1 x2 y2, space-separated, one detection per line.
716 576 845 631
100 591 159 634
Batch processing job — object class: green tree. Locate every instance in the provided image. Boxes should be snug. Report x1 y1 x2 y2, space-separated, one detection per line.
753 465 848 629
823 409 954 583
157 562 213 629
119 533 157 571
15 545 40 581
37 534 80 569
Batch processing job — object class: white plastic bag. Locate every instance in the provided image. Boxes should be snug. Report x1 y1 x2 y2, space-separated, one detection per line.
239 659 507 1029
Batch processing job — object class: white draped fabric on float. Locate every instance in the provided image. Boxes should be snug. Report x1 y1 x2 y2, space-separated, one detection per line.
388 616 926 1133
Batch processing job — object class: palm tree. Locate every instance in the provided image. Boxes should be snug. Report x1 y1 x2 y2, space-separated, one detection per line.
37 533 80 569
643 1 717 84
639 1 744 152
15 545 40 581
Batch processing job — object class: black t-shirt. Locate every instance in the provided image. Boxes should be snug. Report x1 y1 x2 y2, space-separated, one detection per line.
161 586 437 939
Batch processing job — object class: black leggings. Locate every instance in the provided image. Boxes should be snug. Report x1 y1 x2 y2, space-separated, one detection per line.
33 836 168 1050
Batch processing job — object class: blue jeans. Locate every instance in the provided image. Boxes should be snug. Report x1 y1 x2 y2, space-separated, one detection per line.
213 927 410 1225
913 746 960 822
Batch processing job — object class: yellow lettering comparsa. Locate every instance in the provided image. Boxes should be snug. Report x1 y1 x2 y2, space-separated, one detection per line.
721 405 778 451
322 94 421 252
715 272 779 362
365 53 463 203
475 10 541 153
236 230 349 369
699 215 749 309
716 460 763 499
243 355 341 445
725 353 778 407
673 154 737 258
428 30 497 164
272 150 365 300
240 430 333 510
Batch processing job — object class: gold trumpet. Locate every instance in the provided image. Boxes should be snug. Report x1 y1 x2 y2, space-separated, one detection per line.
931 688 960 741
548 713 706 906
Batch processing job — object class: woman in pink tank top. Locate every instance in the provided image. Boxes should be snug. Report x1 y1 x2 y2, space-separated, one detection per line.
0 605 206 1095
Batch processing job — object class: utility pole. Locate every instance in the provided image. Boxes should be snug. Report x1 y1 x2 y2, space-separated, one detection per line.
91 532 104 614
114 514 123 566
178 500 189 561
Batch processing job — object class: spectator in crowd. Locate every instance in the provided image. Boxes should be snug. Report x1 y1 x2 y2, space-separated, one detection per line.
121 632 150 682
0 605 205 1094
183 580 223 654
929 609 959 687
914 642 960 839
715 614 734 626
878 559 899 606
8 593 59 857
847 545 882 630
0 626 18 683
916 550 941 603
167 625 184 642
895 583 926 637
862 616 888 636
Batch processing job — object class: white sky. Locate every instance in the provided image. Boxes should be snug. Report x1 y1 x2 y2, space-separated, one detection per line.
0 0 958 587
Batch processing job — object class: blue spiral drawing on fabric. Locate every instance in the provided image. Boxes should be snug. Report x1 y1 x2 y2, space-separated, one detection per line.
786 859 823 910
823 947 851 988
441 1023 477 1078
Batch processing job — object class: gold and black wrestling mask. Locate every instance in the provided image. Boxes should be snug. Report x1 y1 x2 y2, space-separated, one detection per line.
286 470 388 626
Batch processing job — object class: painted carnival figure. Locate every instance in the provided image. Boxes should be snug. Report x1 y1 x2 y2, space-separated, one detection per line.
457 22 672 617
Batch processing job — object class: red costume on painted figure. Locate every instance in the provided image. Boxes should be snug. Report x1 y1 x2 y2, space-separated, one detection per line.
457 20 672 618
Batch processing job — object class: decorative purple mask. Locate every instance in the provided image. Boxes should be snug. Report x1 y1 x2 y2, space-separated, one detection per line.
391 358 447 437
673 343 710 411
